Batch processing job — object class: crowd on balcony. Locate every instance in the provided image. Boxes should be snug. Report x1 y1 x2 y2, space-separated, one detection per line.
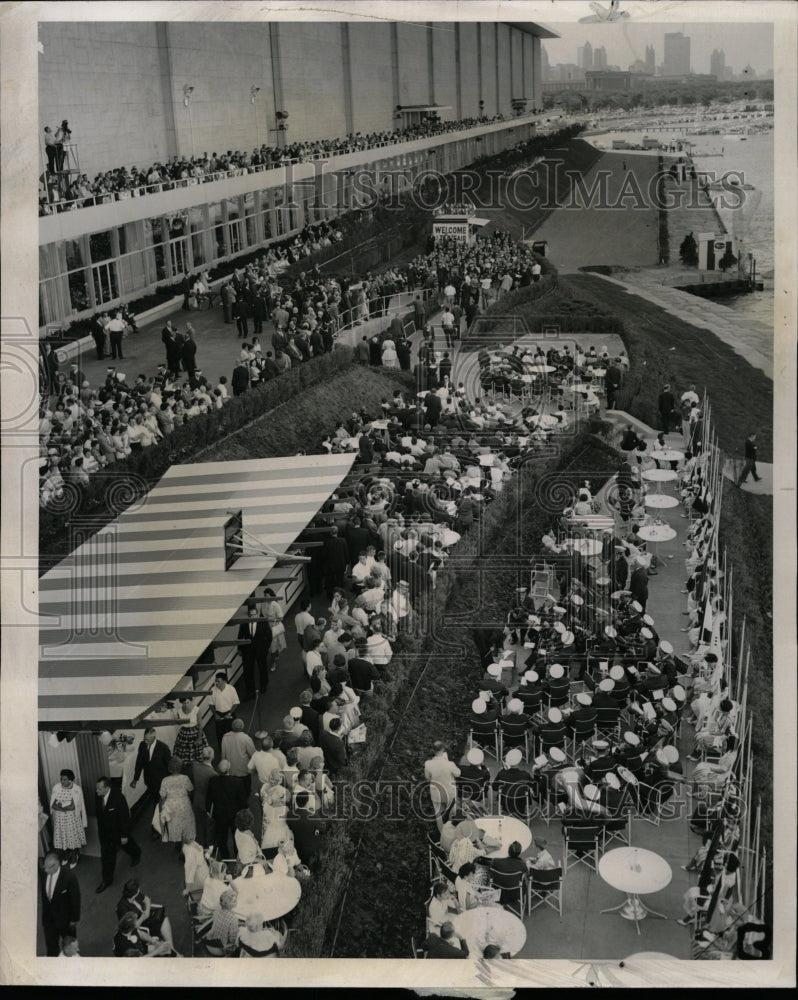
39 113 509 216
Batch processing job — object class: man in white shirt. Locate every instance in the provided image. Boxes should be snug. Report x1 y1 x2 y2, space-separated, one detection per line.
349 552 372 593
210 672 240 745
247 732 287 790
387 580 413 636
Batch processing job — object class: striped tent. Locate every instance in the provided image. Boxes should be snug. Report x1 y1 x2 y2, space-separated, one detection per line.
38 454 356 726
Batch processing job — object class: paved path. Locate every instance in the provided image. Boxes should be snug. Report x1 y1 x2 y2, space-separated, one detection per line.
586 271 773 380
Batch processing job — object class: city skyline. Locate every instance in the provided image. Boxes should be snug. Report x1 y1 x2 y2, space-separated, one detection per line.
542 22 773 77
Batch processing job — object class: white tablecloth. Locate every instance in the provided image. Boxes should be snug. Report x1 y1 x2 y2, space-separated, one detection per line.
641 469 677 483
475 816 533 858
451 906 527 957
599 847 672 896
232 872 301 921
637 525 677 543
644 494 679 509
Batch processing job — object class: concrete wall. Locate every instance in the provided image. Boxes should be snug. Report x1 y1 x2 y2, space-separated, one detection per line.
458 23 480 118
432 22 457 120
39 21 547 177
348 23 394 135
277 22 348 143
396 22 431 107
165 22 273 160
39 23 173 177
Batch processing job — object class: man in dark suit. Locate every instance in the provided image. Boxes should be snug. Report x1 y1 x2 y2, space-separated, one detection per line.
206 759 247 859
604 361 622 410
318 717 348 775
231 360 250 396
322 526 350 599
40 852 81 955
237 603 273 698
298 690 321 742
629 562 649 612
423 921 469 958
181 330 198 377
131 728 171 824
95 776 141 893
287 793 328 868
191 747 217 847
657 384 675 432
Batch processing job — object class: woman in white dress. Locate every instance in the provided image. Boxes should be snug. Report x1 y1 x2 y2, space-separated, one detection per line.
49 769 87 867
260 785 293 854
262 589 286 672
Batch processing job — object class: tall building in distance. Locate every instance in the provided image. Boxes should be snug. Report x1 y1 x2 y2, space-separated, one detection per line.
578 41 593 71
593 46 607 70
663 31 691 76
645 44 656 75
541 43 550 78
710 48 725 78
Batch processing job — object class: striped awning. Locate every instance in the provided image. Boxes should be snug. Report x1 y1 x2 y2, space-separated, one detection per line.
38 454 356 726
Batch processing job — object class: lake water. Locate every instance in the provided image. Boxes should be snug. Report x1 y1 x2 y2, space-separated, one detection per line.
590 126 774 329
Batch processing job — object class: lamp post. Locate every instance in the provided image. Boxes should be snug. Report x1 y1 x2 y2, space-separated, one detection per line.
183 85 195 159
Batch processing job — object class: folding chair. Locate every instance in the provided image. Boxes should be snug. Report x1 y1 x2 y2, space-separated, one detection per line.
568 717 597 758
594 706 622 743
562 822 602 873
428 833 449 881
489 868 527 919
527 865 564 918
410 936 427 959
499 718 531 762
184 891 211 957
601 814 632 850
469 719 499 761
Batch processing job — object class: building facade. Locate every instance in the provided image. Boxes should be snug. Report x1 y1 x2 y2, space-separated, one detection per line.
663 31 691 77
38 20 555 331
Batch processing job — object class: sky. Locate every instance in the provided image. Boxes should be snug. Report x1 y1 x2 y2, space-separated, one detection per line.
541 20 773 75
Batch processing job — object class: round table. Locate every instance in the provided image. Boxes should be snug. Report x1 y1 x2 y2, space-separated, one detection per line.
527 364 555 374
475 816 533 858
563 538 602 558
650 449 684 463
232 872 302 922
644 494 679 509
599 847 672 935
451 906 527 957
641 469 677 483
566 384 590 393
636 524 677 543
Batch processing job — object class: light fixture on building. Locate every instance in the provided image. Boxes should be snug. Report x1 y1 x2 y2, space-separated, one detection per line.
250 86 260 104
183 84 195 107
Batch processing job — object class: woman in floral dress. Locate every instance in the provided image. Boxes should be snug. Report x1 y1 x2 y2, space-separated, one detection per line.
158 756 195 843
172 697 208 764
49 769 87 867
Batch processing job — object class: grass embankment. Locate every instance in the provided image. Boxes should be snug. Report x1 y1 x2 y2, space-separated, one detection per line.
305 430 618 959
470 277 773 886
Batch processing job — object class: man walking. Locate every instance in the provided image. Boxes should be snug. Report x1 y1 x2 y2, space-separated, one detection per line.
131 728 171 827
181 329 198 377
736 433 762 485
94 776 141 893
657 383 675 433
40 851 81 955
210 672 239 746
206 760 247 859
604 360 622 410
237 603 273 698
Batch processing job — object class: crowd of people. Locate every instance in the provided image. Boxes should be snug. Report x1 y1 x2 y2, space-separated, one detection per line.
39 113 511 215
39 224 558 509
414 371 756 958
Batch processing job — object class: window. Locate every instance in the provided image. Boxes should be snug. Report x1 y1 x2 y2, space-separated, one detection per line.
145 218 168 282
190 205 208 266
242 193 258 248
226 198 242 255
91 260 120 305
209 202 225 260
89 230 113 263
65 239 89 312
261 190 273 240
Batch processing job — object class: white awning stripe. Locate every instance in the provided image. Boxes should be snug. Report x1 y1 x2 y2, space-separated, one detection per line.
38 453 356 724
